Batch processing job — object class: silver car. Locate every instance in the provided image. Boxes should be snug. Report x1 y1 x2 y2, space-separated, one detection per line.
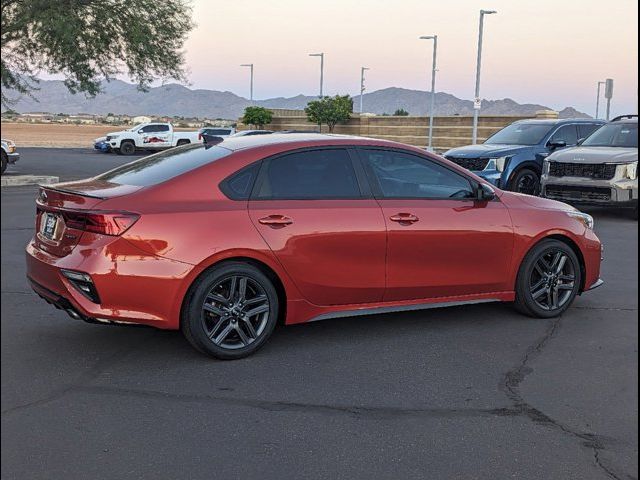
542 115 638 219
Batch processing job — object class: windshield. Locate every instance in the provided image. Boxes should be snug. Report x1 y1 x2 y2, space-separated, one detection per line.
95 144 231 186
484 123 553 146
582 123 638 148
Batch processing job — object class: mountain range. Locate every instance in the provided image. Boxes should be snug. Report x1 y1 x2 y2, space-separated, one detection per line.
2 79 590 119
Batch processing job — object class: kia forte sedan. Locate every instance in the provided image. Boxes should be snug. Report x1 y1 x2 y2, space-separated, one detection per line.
26 134 603 359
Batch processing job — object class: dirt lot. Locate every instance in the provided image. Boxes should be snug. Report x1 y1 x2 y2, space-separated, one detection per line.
0 123 197 148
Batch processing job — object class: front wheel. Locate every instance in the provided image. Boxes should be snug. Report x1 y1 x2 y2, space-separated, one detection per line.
181 262 279 359
119 141 136 155
514 239 582 318
509 168 540 196
1 151 7 174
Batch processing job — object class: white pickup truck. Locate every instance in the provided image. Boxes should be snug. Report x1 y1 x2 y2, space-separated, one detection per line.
105 123 200 155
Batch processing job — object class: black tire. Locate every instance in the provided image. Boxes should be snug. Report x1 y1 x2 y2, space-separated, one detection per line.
509 168 541 196
181 262 279 359
514 239 582 318
176 139 190 146
1 151 7 175
119 140 136 155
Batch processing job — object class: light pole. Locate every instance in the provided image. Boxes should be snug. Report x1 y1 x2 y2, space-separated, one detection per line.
240 63 254 103
420 35 438 151
309 53 324 97
472 9 497 145
360 67 369 113
595 81 605 119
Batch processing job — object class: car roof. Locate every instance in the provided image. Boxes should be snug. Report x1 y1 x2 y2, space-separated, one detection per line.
512 118 603 125
215 133 403 152
610 115 638 124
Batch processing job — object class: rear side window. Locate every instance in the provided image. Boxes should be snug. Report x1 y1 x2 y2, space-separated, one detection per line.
204 129 232 135
95 144 231 186
254 149 361 199
219 163 260 200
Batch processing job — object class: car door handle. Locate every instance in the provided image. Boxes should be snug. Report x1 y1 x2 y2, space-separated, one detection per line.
258 215 293 227
389 213 419 223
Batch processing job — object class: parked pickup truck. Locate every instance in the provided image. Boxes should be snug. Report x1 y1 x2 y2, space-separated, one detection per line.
105 123 200 155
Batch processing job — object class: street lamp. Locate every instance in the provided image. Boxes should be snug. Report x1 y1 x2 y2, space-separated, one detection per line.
595 81 605 119
420 35 438 151
240 64 254 103
471 9 497 144
309 53 324 97
360 67 370 113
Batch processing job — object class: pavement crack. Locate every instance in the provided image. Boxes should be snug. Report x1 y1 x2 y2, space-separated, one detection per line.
501 317 628 480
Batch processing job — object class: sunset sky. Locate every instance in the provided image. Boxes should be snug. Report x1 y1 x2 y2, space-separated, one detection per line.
183 0 638 117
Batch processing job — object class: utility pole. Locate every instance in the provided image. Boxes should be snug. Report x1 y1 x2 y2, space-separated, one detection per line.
360 67 369 113
472 9 497 144
420 35 438 151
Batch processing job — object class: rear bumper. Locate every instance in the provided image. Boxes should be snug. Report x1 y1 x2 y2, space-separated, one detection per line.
25 237 194 329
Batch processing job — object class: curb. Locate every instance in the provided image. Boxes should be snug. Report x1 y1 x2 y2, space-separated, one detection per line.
1 175 59 187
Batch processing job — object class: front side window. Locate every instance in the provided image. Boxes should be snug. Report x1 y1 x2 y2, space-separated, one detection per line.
549 125 578 146
254 149 360 199
484 123 553 146
359 149 475 199
578 124 601 140
582 123 638 148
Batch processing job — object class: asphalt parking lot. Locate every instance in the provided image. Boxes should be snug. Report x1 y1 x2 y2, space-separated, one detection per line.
1 148 637 480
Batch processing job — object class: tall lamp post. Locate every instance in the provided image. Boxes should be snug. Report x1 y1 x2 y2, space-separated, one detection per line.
595 80 605 119
240 63 254 103
471 9 497 145
360 67 370 113
420 35 438 151
309 53 324 98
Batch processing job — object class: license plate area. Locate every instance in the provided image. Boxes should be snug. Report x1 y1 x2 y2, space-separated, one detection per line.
41 212 59 240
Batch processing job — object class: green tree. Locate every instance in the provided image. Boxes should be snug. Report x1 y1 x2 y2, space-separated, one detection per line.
304 95 353 132
242 106 273 128
1 0 194 107
393 108 409 116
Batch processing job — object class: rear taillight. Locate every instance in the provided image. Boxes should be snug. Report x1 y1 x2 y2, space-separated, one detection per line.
62 211 140 236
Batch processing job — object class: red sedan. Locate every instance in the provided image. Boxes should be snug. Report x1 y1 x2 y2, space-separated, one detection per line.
26 134 603 359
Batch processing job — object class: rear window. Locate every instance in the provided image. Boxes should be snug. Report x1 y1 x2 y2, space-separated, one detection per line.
203 129 233 135
95 144 231 186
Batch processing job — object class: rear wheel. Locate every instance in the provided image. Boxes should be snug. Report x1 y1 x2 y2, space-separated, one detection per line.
514 239 582 318
181 262 279 359
176 139 190 146
119 140 136 155
509 168 540 196
1 151 7 174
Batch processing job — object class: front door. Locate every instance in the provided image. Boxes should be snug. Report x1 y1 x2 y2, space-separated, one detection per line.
357 148 514 302
248 148 386 306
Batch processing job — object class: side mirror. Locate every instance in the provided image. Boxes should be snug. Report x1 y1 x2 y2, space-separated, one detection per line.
548 140 567 149
202 134 223 145
476 183 496 201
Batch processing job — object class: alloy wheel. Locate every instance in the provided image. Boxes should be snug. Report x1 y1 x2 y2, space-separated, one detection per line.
516 172 539 195
201 275 270 350
529 250 576 311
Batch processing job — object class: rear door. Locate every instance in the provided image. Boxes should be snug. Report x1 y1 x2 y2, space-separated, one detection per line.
357 148 514 301
248 147 386 306
141 124 172 148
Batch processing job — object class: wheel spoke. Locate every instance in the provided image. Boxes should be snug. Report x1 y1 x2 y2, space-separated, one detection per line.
537 257 552 273
558 284 574 291
227 276 238 300
551 287 559 309
533 262 546 277
203 303 225 316
207 317 228 339
245 304 269 318
559 274 575 282
212 323 234 345
236 325 250 345
206 293 228 305
546 289 554 309
532 286 548 300
554 255 567 274
238 277 248 301
242 317 258 338
530 278 545 292
245 294 267 306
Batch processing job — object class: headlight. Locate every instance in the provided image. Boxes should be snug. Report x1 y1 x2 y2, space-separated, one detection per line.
543 160 551 174
625 161 638 180
487 156 511 172
566 211 594 230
